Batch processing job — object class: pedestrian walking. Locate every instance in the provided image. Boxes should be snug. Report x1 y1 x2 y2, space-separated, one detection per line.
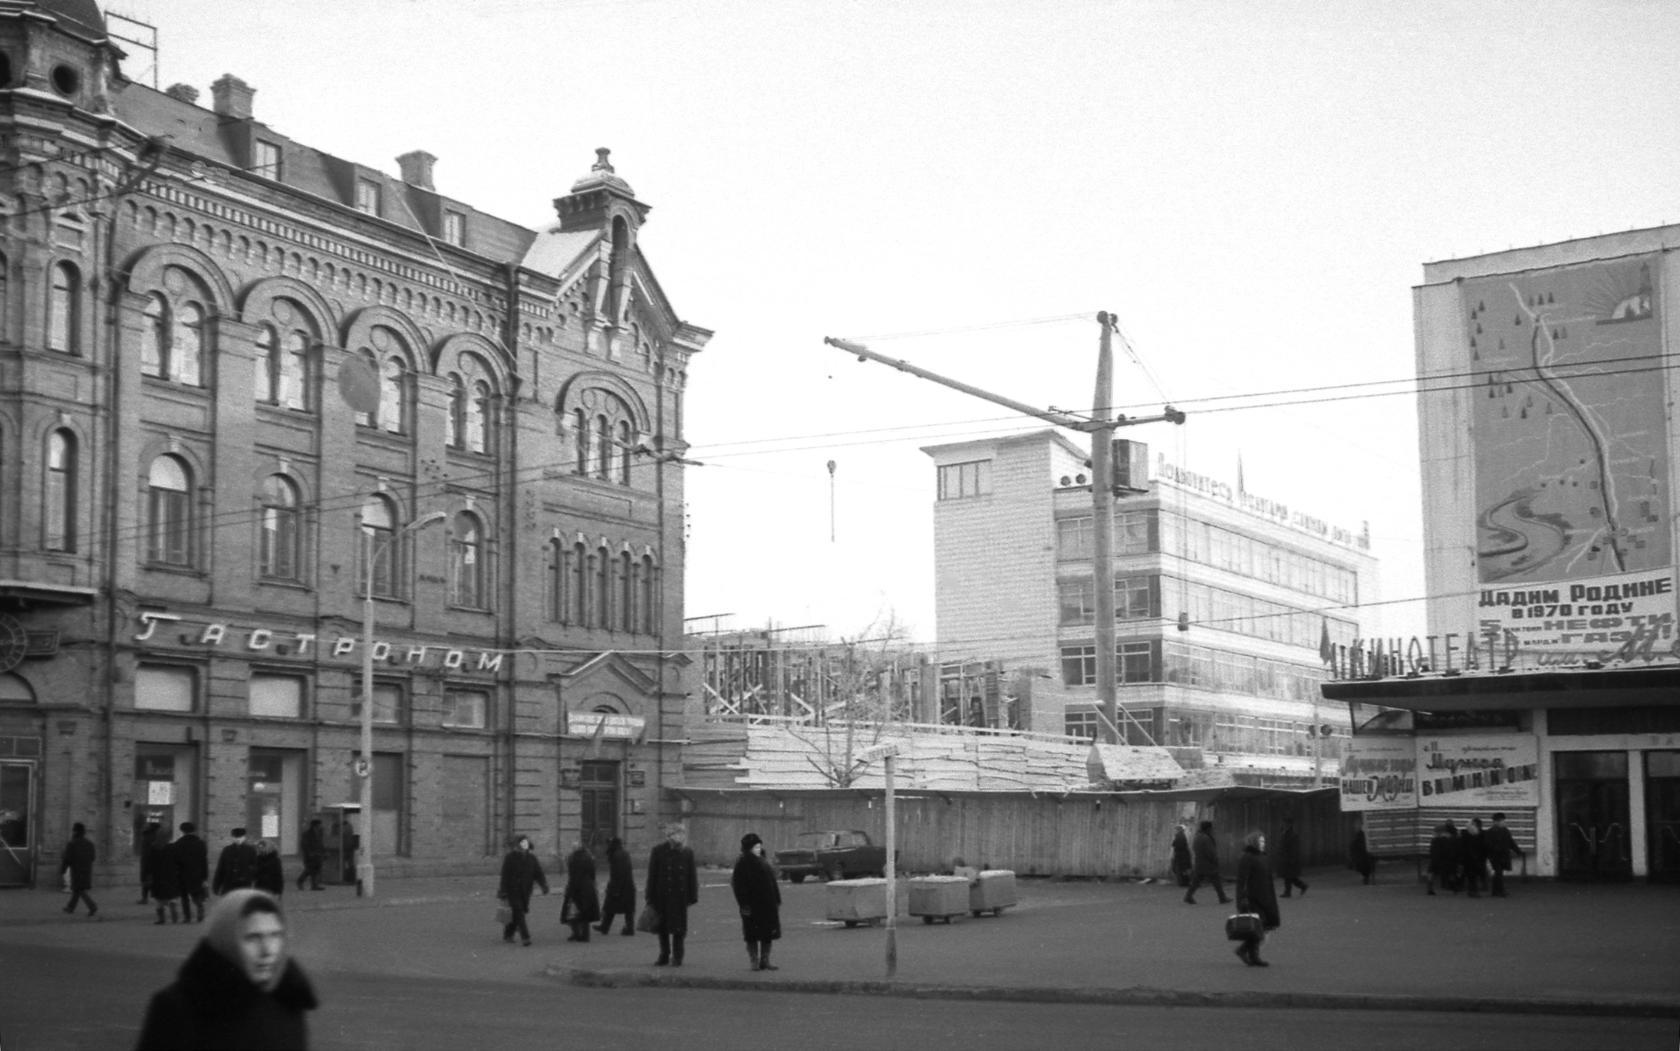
595 836 636 936
134 888 318 1051
1462 817 1490 898
1169 824 1192 888
137 821 160 904
1183 820 1231 905
1484 812 1524 898
1276 815 1308 897
562 840 600 943
59 821 97 918
646 822 699 967
175 822 209 923
254 839 285 898
296 819 326 891
731 832 782 971
1233 830 1280 967
1348 816 1375 884
212 828 258 896
497 834 549 947
1426 821 1458 895
150 826 182 925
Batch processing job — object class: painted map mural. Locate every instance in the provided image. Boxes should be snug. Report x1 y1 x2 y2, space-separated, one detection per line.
1465 255 1668 586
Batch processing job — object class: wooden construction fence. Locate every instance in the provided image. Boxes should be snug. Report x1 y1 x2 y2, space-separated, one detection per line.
673 788 1352 879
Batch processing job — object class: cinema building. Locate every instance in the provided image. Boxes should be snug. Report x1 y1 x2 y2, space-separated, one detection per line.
0 1 710 885
1323 227 1680 882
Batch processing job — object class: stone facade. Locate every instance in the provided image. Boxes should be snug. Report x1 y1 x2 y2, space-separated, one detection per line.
0 2 710 885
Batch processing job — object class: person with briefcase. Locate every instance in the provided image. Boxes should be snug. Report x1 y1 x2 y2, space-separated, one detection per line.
1230 830 1280 967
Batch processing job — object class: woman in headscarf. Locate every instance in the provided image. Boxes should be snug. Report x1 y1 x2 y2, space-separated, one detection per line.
1233 830 1281 967
595 837 637 937
730 832 782 971
134 888 318 1050
562 839 601 942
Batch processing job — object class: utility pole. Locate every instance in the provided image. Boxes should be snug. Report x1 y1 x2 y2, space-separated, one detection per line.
824 314 1184 743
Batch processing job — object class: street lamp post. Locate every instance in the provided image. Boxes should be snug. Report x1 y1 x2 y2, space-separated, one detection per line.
358 508 447 899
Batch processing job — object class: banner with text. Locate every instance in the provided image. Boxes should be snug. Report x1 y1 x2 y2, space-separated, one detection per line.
1338 736 1418 812
1477 567 1676 660
1416 734 1539 807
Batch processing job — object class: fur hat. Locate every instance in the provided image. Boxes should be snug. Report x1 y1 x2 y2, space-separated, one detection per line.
740 832 763 854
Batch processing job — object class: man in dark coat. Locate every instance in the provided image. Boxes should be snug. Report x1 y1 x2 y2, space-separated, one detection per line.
1348 816 1375 884
59 821 97 918
562 840 601 942
150 827 182 925
137 821 160 904
1233 830 1280 966
1426 821 1458 895
134 888 318 1050
595 836 637 936
731 832 782 971
1461 817 1490 898
175 822 210 923
497 834 548 947
1276 815 1308 897
213 828 258 896
254 840 285 898
646 822 699 966
296 819 326 891
1183 820 1231 905
1484 812 1524 898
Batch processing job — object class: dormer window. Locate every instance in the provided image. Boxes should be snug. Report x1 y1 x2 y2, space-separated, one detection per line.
443 210 465 246
254 141 282 180
355 178 380 215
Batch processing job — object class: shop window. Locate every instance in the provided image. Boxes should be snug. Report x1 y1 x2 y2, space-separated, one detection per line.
135 665 196 712
248 673 303 719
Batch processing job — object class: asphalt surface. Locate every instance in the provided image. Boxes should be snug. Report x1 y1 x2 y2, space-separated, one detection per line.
3 865 1676 1019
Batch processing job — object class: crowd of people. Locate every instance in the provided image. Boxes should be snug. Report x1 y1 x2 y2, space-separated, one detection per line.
1425 812 1525 898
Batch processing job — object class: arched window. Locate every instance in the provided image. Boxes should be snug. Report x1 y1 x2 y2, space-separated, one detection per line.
571 541 587 625
446 374 466 448
594 415 610 479
595 544 610 626
448 357 495 454
140 294 168 377
146 454 192 565
280 329 312 410
543 538 562 622
574 408 589 474
361 496 396 597
639 553 656 635
619 550 634 633
617 421 633 485
468 379 492 453
259 474 301 580
45 429 77 552
380 356 407 434
48 261 78 353
449 511 484 608
175 302 204 386
253 324 279 403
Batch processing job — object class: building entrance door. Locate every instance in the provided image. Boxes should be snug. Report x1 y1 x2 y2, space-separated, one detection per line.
1644 751 1680 884
578 761 618 859
1554 751 1632 881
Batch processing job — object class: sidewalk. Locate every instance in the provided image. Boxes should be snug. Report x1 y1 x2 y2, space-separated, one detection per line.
3 868 1676 1017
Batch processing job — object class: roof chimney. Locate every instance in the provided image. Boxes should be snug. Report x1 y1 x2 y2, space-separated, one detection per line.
396 150 436 191
164 83 200 105
210 75 255 120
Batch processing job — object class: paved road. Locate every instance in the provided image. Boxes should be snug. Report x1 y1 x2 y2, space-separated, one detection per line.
2 942 1673 1051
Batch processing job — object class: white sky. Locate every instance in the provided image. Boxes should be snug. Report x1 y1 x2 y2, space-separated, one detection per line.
112 0 1680 644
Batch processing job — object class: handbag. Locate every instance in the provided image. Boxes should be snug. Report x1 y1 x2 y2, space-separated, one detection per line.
1225 912 1263 940
495 904 512 926
636 902 660 933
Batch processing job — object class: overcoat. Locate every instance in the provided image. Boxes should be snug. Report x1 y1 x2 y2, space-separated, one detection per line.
1191 829 1221 877
1275 825 1303 881
149 838 182 901
646 840 699 935
602 843 637 915
1169 827 1192 884
1484 824 1519 871
213 842 258 894
60 834 95 891
255 851 285 897
1348 829 1375 877
175 833 210 895
562 848 601 925
1235 846 1281 930
498 849 548 908
731 850 782 942
134 940 317 1051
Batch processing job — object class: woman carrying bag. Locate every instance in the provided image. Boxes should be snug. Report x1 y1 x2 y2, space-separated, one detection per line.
1232 830 1280 967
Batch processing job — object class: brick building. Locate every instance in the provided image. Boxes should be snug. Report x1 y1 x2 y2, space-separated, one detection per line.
0 0 710 885
924 429 1377 782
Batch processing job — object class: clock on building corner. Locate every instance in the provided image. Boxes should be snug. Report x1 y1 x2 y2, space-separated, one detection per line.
0 614 26 674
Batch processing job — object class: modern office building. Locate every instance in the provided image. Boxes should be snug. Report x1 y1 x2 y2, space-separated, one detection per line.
0 1 710 885
925 429 1377 781
1325 226 1680 882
